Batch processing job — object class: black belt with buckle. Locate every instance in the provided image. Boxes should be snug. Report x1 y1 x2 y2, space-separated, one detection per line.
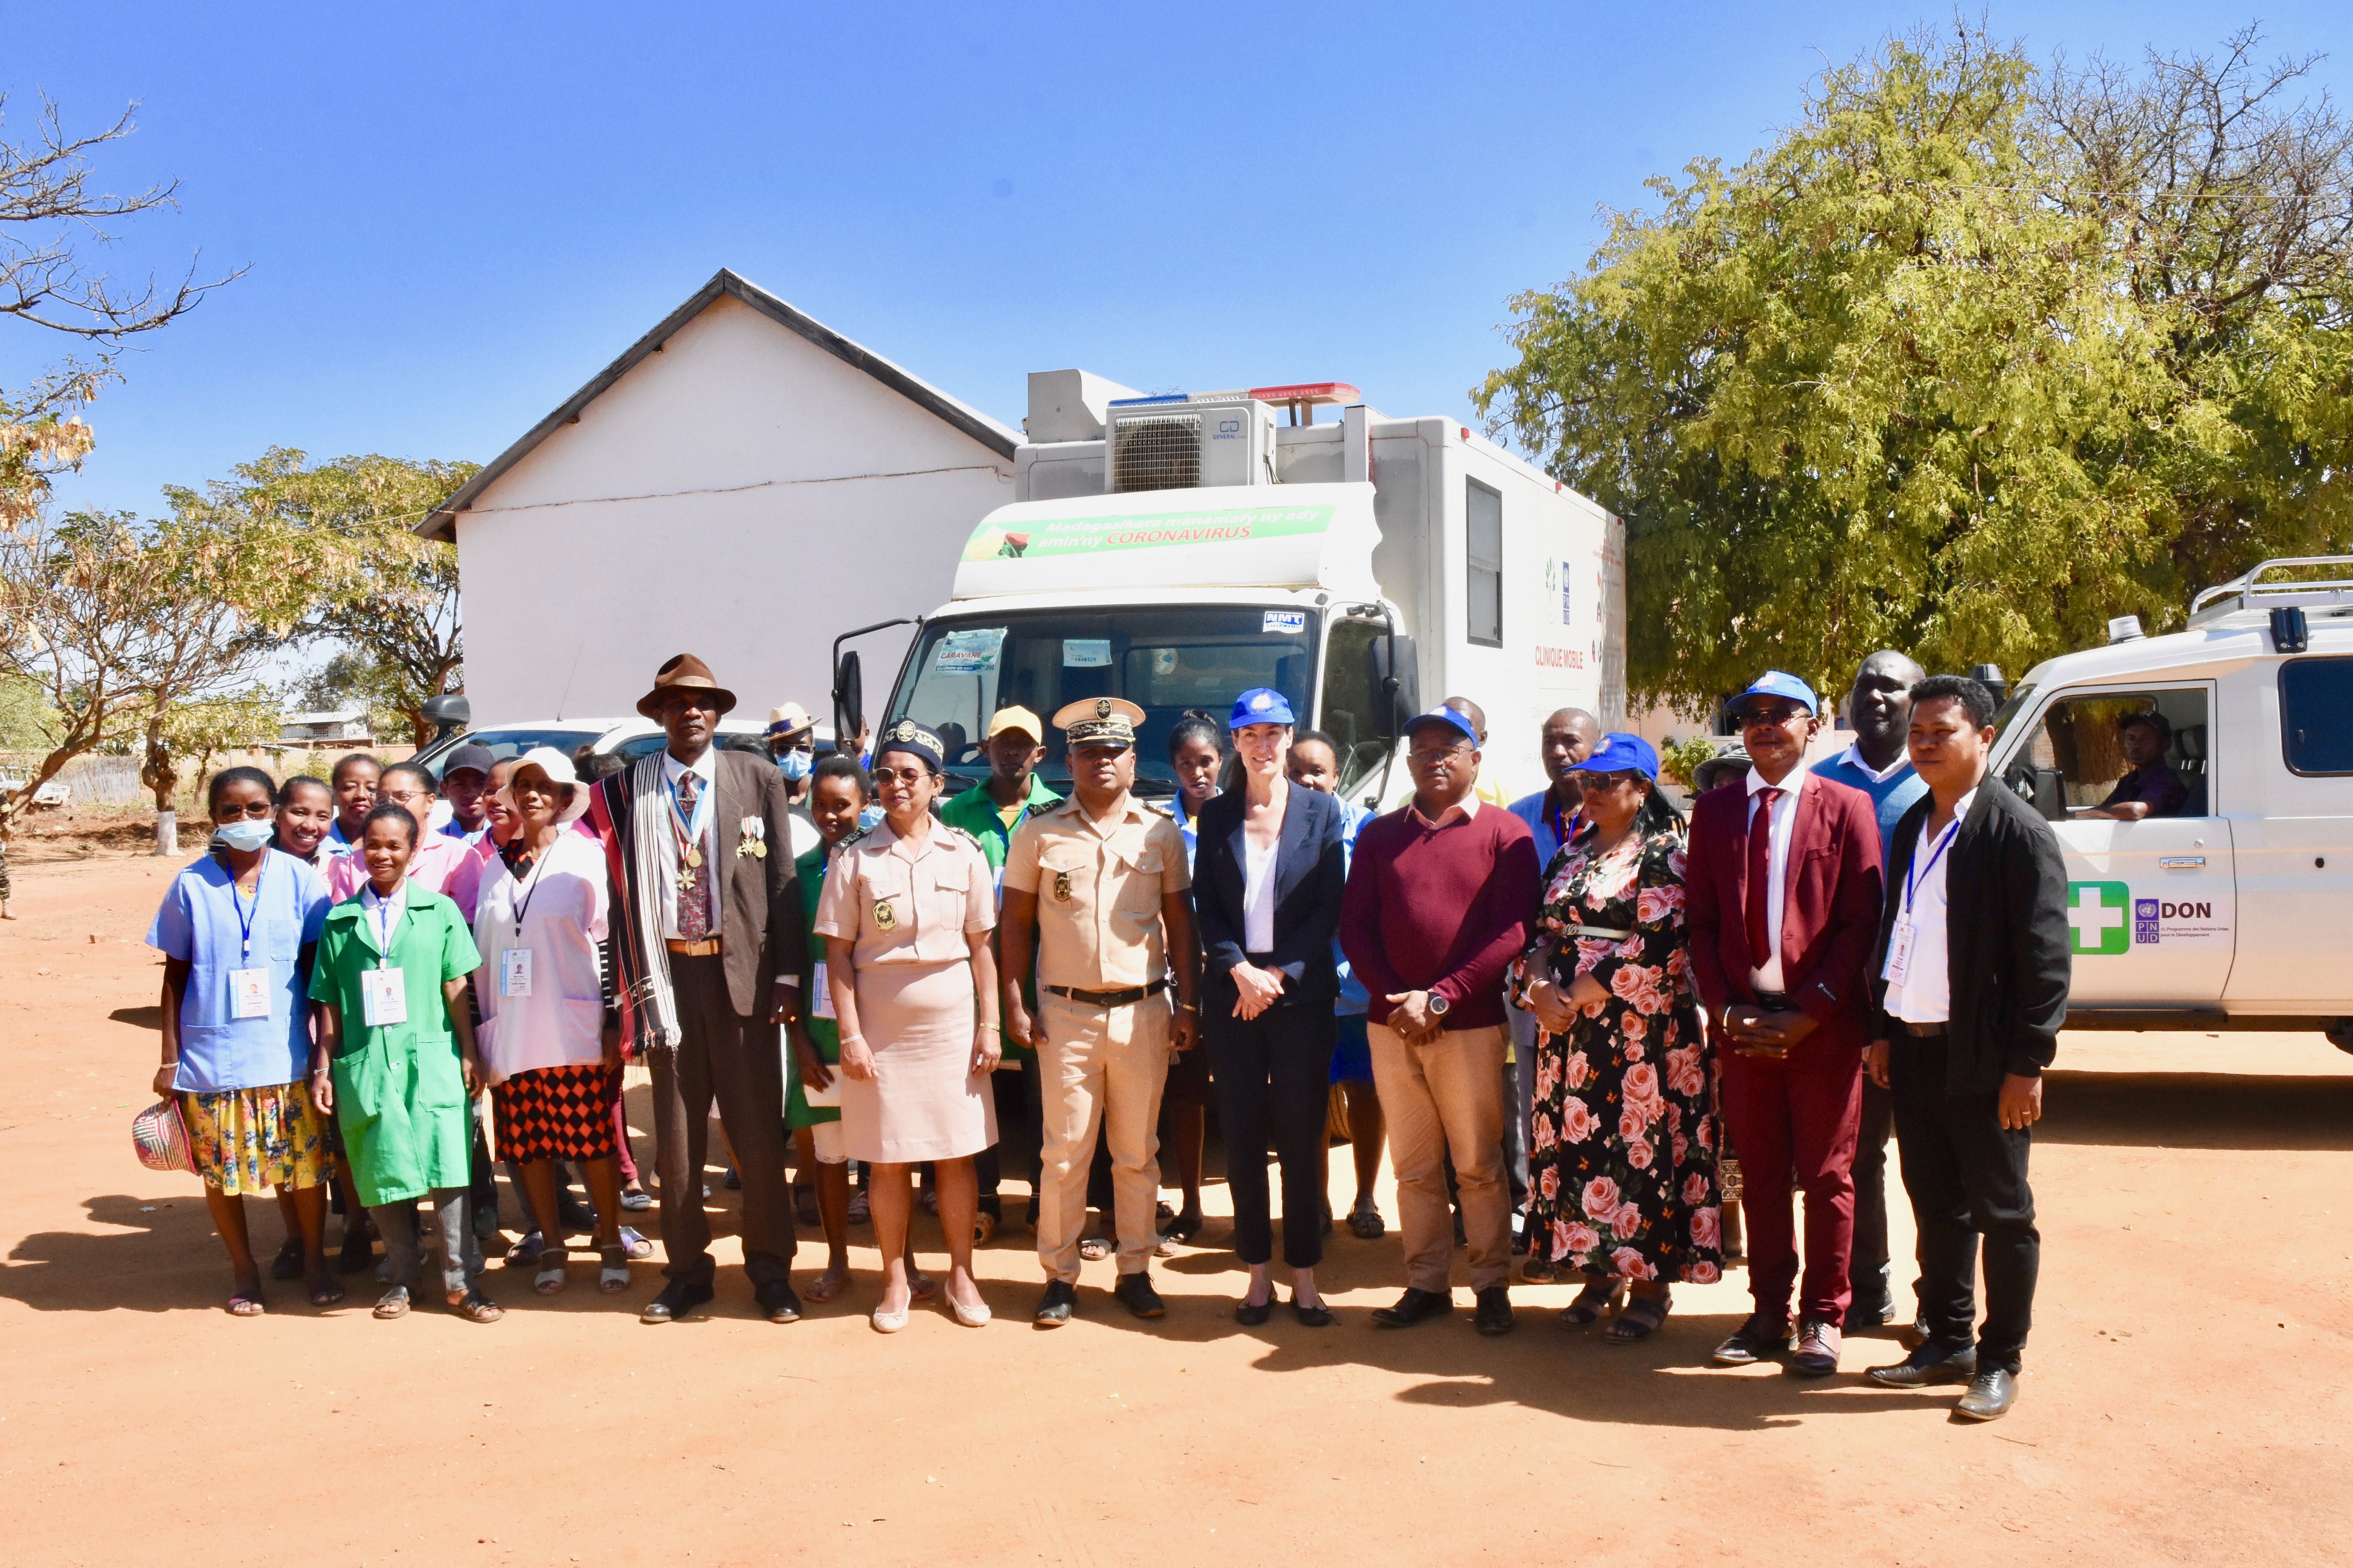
1046 980 1167 1008
1894 1019 1949 1038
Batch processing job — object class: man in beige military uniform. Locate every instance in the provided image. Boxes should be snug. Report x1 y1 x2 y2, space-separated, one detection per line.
1000 696 1201 1324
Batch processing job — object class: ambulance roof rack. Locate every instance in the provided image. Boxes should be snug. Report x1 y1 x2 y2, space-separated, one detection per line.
2187 555 2353 627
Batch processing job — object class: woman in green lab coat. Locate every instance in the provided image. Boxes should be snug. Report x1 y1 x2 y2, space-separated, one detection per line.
310 801 500 1323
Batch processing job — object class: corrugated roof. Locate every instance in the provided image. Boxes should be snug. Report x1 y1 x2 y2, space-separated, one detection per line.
418 268 1018 540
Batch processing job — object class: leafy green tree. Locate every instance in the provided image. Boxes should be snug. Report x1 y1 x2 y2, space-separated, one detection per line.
167 449 476 744
1478 23 2353 713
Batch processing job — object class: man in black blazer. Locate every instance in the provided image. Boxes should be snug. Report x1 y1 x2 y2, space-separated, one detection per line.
1862 674 2069 1421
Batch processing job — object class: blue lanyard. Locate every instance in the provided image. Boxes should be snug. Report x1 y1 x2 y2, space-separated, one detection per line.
667 769 712 845
1902 819 1962 919
370 890 401 968
228 856 266 962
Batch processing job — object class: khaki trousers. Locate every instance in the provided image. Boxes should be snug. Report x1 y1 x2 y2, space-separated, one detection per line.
1368 1020 1512 1294
1035 991 1172 1281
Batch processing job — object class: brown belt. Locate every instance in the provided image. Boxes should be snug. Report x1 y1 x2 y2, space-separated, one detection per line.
666 938 723 957
1046 980 1166 1008
1893 1019 1948 1038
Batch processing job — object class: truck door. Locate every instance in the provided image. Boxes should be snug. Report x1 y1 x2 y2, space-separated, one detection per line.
2005 682 2234 1005
2223 656 2353 1009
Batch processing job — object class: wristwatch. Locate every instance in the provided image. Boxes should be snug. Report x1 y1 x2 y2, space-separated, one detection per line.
1427 992 1450 1018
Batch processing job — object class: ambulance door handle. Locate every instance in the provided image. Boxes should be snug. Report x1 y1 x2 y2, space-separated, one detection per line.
2158 856 2205 869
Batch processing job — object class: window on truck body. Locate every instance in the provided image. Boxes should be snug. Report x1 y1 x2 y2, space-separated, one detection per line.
1466 479 1502 648
2280 657 2353 775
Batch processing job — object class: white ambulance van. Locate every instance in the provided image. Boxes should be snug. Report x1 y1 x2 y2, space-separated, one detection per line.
1987 556 2353 1049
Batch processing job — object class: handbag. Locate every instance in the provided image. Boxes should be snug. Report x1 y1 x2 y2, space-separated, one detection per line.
132 1096 197 1175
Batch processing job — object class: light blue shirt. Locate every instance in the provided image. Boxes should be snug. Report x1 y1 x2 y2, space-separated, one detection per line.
1811 743 1929 861
322 819 359 858
1333 801 1371 1015
146 848 333 1092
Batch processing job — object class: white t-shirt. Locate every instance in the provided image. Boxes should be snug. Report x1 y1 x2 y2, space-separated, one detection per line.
1242 835 1278 954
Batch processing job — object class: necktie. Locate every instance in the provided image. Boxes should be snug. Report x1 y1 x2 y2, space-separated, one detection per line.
675 771 711 941
1744 787 1783 965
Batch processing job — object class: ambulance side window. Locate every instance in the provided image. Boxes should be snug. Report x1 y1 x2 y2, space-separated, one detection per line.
2025 688 2211 819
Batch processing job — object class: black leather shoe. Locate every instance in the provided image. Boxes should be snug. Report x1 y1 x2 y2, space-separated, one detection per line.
1113 1272 1167 1319
1954 1366 2019 1421
1234 1298 1273 1326
1371 1286 1453 1328
1711 1312 1793 1366
1292 1298 1333 1328
1864 1341 1979 1389
640 1279 714 1324
1473 1284 1515 1336
1843 1294 1897 1332
1033 1278 1075 1326
1788 1318 1842 1377
756 1279 804 1324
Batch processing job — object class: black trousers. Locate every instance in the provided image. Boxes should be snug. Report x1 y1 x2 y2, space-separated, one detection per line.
1205 998 1335 1269
1848 1077 1894 1308
649 952 796 1286
1888 1035 2038 1373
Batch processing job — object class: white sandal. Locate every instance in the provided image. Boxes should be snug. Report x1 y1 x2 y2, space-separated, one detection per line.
534 1246 568 1295
598 1246 630 1294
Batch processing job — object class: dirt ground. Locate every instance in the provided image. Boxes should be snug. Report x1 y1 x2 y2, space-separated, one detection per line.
4 851 2350 1566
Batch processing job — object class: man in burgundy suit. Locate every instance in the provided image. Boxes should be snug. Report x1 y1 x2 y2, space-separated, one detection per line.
1685 671 1885 1376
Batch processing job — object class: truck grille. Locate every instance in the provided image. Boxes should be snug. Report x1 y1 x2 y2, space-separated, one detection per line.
1111 414 1201 492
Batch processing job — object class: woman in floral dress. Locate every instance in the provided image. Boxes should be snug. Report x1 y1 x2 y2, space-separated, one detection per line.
1517 733 1723 1343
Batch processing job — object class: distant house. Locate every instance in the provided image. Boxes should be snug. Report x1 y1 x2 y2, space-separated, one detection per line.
280 708 373 747
418 268 1019 724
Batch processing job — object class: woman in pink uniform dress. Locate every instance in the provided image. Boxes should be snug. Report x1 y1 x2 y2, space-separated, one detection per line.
817 719 1002 1333
469 747 631 1297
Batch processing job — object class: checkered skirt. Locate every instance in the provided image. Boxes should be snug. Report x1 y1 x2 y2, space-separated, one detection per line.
492 1062 621 1163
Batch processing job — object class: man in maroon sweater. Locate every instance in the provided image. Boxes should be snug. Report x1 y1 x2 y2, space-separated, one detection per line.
1340 706 1542 1335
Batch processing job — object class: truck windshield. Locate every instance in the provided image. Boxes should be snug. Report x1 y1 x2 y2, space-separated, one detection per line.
884 606 1319 795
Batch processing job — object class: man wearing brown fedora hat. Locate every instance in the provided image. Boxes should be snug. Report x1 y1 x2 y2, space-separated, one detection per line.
593 654 808 1324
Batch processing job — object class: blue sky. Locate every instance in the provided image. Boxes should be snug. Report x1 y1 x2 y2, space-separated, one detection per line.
21 3 2351 519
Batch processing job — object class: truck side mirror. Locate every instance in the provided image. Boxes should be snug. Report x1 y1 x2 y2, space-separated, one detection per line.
2007 764 2065 822
420 693 470 745
1370 633 1420 739
833 651 863 754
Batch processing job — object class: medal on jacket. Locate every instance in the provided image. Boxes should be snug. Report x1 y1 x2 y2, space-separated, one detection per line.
1053 870 1072 902
874 899 897 931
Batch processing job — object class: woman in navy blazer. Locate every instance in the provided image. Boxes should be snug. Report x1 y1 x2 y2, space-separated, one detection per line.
1194 688 1349 1326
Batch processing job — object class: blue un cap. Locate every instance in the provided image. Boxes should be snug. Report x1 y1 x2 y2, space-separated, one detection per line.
1230 687 1297 728
1579 733 1659 780
1401 706 1480 746
1730 670 1820 720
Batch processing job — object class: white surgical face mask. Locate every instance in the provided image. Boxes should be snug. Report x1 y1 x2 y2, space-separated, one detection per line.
776 750 813 782
214 818 275 852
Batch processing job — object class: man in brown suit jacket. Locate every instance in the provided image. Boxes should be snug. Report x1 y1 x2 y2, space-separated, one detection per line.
596 654 805 1325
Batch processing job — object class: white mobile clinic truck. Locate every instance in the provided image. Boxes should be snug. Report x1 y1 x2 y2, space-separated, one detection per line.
833 371 1627 809
1987 556 2353 1049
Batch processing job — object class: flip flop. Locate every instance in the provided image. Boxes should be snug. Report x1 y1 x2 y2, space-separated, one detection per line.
1079 1236 1115 1263
619 1185 654 1212
1348 1205 1386 1240
1603 1292 1671 1344
618 1227 654 1260
227 1289 266 1317
308 1276 347 1308
372 1285 410 1319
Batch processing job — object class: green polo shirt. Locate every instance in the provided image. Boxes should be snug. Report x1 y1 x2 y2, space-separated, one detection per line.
938 773 1061 1062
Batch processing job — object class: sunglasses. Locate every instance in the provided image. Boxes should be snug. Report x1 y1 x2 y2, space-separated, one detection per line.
872 765 932 786
1738 705 1810 726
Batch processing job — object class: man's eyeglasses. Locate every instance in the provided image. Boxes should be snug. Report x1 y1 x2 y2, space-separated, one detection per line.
1738 705 1809 727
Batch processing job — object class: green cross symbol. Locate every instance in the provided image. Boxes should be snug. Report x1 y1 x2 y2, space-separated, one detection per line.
2067 880 2130 956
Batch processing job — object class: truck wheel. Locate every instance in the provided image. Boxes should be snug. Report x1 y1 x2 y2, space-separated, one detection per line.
2329 1019 2353 1055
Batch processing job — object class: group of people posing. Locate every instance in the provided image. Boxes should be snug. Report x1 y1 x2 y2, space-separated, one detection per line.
144 645 2069 1424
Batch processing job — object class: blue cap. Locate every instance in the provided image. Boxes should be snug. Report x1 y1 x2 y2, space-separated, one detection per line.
1230 687 1296 728
1402 705 1480 746
1730 670 1819 719
1579 733 1658 780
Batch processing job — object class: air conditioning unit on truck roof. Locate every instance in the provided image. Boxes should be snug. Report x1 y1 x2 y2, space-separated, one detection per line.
1105 394 1276 492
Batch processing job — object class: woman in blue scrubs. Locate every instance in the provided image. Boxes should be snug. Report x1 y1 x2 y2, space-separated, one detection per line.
147 767 339 1314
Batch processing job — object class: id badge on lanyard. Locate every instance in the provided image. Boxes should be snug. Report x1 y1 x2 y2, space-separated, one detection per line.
229 967 272 1020
811 960 836 1020
363 897 408 1027
1884 820 1959 988
500 948 534 998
